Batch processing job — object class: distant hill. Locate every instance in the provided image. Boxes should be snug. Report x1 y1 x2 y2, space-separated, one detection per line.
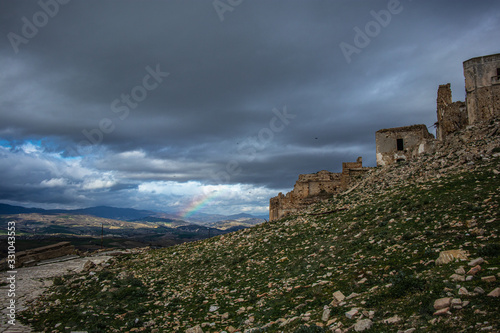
67 206 155 221
0 204 155 221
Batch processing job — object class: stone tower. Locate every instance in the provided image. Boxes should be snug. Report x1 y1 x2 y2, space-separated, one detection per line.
463 53 500 124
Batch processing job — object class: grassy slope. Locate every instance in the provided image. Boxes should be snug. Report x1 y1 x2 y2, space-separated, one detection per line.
19 155 500 332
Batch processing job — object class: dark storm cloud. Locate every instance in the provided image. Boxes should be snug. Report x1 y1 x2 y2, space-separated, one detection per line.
0 0 499 213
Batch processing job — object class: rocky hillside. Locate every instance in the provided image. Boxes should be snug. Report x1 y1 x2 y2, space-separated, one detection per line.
19 120 500 332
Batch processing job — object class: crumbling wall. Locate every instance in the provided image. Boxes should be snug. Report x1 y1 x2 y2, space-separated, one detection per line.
464 53 500 124
269 158 370 221
376 125 435 166
436 83 468 141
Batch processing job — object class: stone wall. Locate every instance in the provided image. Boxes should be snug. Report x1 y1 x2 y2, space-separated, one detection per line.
464 53 500 124
436 83 468 141
269 157 369 221
376 125 435 166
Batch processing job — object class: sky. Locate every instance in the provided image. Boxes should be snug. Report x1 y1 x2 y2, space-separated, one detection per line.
0 0 499 216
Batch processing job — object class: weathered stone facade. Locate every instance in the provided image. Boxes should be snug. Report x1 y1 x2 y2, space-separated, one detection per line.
269 157 369 221
436 83 467 141
375 125 435 166
464 53 500 124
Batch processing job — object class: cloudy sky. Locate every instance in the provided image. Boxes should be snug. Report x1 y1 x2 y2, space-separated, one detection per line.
0 0 499 216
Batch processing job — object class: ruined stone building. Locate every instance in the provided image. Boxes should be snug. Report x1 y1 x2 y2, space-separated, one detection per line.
269 157 369 221
436 83 467 141
378 53 500 166
375 125 435 166
270 53 499 219
436 53 500 141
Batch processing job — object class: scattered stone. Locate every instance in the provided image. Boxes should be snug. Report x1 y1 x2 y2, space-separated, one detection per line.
185 325 204 333
322 306 331 322
221 312 229 320
481 275 496 283
467 265 482 275
383 315 401 324
354 319 373 332
450 298 462 309
474 287 485 294
436 250 468 265
345 308 359 319
82 260 96 271
326 318 337 326
487 287 500 297
450 273 465 282
434 297 452 310
455 266 466 275
208 305 219 312
468 257 484 266
333 290 346 302
433 307 451 316
346 292 360 300
458 287 469 296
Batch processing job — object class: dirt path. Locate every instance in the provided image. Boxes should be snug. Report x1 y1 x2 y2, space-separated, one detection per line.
0 255 112 333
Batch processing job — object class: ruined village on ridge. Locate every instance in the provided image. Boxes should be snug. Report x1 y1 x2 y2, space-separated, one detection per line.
270 53 500 222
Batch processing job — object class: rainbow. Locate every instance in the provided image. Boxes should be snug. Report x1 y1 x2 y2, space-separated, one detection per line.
180 192 219 219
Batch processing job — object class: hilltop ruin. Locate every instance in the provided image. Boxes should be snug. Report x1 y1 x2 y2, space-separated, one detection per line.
270 53 500 221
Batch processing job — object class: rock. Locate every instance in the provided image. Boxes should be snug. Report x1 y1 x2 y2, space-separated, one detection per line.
345 308 359 319
450 274 465 282
326 318 337 326
455 266 466 275
354 319 373 331
383 315 401 324
474 287 485 294
433 307 451 316
333 290 346 302
487 287 500 297
185 325 204 333
468 257 484 266
436 250 468 265
82 260 96 271
221 312 229 320
208 305 219 312
458 287 469 296
346 292 360 300
322 306 331 322
466 265 482 275
450 298 462 309
433 297 452 310
481 276 496 283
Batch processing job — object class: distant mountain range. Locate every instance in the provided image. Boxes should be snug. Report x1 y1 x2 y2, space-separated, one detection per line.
0 203 266 254
0 203 267 223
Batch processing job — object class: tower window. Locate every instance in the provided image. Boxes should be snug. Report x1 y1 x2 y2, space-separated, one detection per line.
397 138 404 151
497 68 500 77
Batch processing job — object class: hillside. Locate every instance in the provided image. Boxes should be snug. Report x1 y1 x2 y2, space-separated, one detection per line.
18 120 500 332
